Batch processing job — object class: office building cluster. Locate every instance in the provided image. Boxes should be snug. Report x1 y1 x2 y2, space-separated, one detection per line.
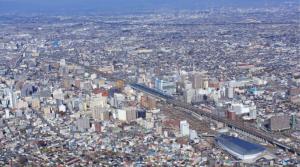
0 3 299 166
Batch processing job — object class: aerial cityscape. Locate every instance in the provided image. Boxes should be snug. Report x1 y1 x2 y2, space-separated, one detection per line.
0 0 299 166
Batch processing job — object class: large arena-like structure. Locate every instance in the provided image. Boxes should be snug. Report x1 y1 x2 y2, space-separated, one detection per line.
216 134 266 160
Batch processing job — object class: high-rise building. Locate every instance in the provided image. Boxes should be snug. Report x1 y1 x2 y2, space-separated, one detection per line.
111 93 125 108
189 130 198 140
59 104 66 112
184 89 194 104
5 88 17 109
60 59 66 67
117 108 136 122
5 109 10 119
31 98 40 110
117 109 127 121
269 115 290 131
90 94 107 109
225 81 238 99
231 103 250 115
115 80 125 90
154 78 176 95
76 117 90 132
140 95 157 110
191 73 208 89
180 120 190 136
226 86 234 99
93 108 110 121
126 109 137 122
191 73 201 89
249 103 257 119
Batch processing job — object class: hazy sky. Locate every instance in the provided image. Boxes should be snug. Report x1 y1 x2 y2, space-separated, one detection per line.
0 0 297 14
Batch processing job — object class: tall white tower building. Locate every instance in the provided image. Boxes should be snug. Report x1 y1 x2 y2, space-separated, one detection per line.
180 120 190 136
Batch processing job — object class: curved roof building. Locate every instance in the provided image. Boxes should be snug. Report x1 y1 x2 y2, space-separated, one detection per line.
216 134 266 160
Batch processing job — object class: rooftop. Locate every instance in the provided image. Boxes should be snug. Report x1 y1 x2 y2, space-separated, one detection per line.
216 134 266 155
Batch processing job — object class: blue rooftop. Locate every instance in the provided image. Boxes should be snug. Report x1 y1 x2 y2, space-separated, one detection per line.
216 134 266 155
